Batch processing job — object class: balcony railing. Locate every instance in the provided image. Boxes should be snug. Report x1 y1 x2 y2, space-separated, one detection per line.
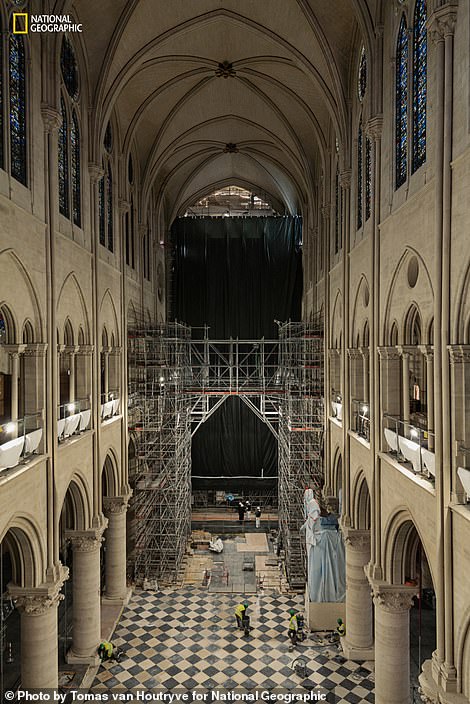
57 399 91 442
0 413 43 472
351 399 370 442
382 414 435 479
101 390 120 421
330 390 343 421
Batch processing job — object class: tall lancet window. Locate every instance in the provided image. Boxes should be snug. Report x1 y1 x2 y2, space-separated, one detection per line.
412 0 427 173
99 121 114 252
395 16 408 189
357 124 363 229
59 35 81 225
9 35 27 185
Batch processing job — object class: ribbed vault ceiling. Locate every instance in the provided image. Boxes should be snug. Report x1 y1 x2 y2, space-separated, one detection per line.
74 0 376 222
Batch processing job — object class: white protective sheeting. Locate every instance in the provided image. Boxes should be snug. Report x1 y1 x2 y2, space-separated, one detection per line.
302 489 346 603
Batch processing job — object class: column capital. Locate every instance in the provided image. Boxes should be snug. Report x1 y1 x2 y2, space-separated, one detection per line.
41 104 62 134
448 345 470 365
9 566 69 615
339 170 352 189
397 345 416 358
76 344 95 356
377 346 401 361
22 343 48 358
428 4 458 44
67 526 107 553
419 344 434 360
3 344 26 356
103 494 131 515
341 526 371 551
366 115 383 141
118 198 131 214
371 583 417 613
328 347 341 360
88 162 104 183
347 347 364 360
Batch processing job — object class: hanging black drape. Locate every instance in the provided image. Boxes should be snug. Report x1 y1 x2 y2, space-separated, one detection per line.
171 216 302 481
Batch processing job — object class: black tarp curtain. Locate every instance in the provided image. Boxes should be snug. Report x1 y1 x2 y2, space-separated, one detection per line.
171 216 302 484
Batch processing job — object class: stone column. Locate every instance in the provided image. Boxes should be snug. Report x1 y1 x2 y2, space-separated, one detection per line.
400 348 411 427
102 347 109 397
10 351 20 422
448 346 470 502
66 527 106 663
361 348 369 403
103 495 131 602
372 585 416 704
342 528 374 661
420 346 434 451
9 568 68 690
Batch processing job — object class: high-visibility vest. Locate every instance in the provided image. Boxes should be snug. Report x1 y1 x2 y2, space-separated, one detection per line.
235 604 247 619
100 641 113 657
289 614 298 631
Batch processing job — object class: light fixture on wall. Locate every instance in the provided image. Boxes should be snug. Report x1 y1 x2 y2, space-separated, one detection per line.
5 422 16 434
67 403 75 413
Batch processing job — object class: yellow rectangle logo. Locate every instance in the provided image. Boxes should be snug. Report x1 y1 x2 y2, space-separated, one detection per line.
13 13 28 34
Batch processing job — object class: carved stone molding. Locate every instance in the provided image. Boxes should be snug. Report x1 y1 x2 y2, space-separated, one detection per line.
347 347 364 360
76 345 95 356
366 115 383 141
41 105 61 134
103 495 130 516
88 162 104 183
67 527 107 553
372 585 416 613
10 566 69 615
428 4 458 44
339 170 352 189
377 346 401 361
419 344 434 360
342 527 371 552
22 343 48 358
448 345 470 365
215 61 236 78
118 199 130 214
321 204 331 221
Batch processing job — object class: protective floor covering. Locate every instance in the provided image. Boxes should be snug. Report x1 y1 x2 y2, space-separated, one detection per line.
92 587 375 703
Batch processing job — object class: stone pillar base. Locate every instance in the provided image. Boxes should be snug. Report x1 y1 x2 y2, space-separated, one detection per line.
341 640 375 661
419 660 465 704
102 586 133 607
66 649 101 666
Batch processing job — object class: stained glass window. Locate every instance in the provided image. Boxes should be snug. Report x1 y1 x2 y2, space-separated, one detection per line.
60 36 79 100
365 136 372 222
396 16 408 189
357 124 363 229
104 122 113 153
412 0 427 173
358 46 367 103
106 163 113 252
58 98 69 218
0 25 3 170
9 35 27 185
99 173 106 246
71 110 81 226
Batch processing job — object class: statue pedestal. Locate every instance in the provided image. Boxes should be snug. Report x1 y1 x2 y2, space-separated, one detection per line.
305 589 345 631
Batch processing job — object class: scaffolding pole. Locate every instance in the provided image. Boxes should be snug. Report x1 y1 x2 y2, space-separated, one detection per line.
278 317 324 588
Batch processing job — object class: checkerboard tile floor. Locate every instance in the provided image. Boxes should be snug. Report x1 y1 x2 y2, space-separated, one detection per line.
92 588 374 702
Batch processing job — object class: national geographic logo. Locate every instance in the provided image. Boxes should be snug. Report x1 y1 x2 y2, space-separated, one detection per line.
12 13 83 33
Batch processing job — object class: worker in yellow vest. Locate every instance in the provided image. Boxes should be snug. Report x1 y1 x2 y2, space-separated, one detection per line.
288 608 299 650
234 601 249 629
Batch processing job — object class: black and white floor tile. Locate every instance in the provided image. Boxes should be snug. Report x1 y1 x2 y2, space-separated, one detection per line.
92 588 375 703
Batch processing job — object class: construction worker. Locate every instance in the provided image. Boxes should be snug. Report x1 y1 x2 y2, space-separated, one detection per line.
98 640 118 662
255 506 261 528
288 608 299 649
336 618 346 637
235 601 249 629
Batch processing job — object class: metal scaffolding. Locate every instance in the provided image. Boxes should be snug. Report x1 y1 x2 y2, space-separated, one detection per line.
278 319 324 588
128 316 324 588
128 322 192 585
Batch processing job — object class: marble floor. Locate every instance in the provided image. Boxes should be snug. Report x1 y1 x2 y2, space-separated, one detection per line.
92 587 375 703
